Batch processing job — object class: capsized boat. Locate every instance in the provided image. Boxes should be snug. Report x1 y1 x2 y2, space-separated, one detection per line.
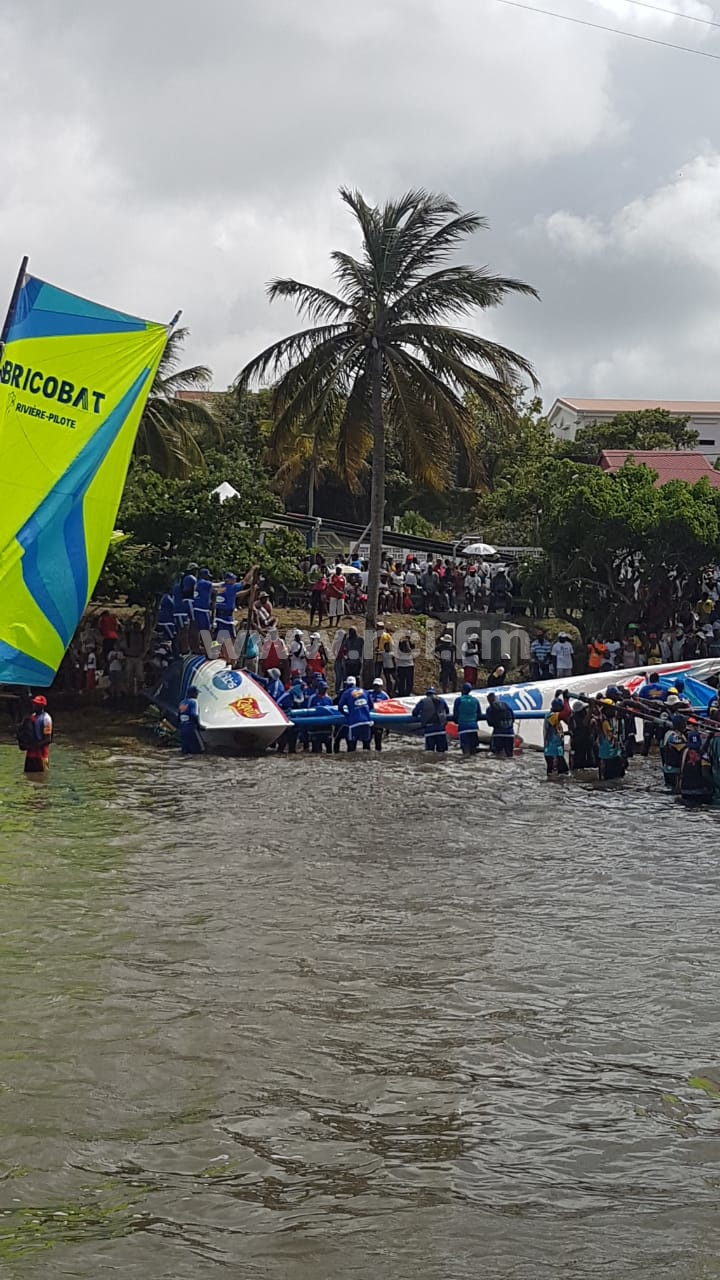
371 658 720 750
150 655 288 752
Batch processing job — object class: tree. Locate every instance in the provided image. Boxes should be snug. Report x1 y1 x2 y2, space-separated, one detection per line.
563 407 699 463
135 327 221 477
236 187 538 674
466 393 554 543
535 458 719 634
96 458 303 604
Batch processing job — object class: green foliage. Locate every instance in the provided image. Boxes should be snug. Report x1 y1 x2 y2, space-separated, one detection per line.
536 459 720 633
466 393 552 542
135 327 220 477
569 408 699 462
396 509 435 537
95 460 304 603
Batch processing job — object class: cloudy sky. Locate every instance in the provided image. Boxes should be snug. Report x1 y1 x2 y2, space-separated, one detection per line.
2 0 720 406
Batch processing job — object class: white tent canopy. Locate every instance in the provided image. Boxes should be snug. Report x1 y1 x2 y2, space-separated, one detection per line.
212 481 241 504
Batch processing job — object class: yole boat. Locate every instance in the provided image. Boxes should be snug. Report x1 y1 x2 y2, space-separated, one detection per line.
151 655 289 751
371 658 720 750
151 654 720 753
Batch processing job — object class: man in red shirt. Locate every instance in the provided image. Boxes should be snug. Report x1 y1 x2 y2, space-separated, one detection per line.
327 565 347 628
98 611 119 669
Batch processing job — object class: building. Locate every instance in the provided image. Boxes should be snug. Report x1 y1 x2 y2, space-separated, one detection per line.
599 449 720 490
548 398 720 460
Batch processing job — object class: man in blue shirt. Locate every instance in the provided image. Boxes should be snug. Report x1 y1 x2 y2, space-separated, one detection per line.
338 677 373 752
307 679 335 754
215 572 242 658
369 676 389 751
194 568 214 636
260 667 285 704
530 631 553 680
276 678 306 754
178 685 203 754
635 671 667 757
158 592 176 646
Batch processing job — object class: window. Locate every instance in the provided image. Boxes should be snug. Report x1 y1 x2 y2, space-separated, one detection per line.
698 438 715 445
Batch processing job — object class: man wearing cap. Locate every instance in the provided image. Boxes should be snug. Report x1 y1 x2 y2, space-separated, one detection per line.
23 695 53 775
252 590 276 633
461 633 480 687
531 630 552 680
435 631 457 693
551 632 574 681
369 677 389 751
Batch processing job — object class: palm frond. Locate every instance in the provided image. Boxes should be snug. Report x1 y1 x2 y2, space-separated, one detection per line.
234 324 349 390
266 279 350 324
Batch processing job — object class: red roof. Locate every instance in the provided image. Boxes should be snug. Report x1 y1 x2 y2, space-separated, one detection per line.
599 450 720 488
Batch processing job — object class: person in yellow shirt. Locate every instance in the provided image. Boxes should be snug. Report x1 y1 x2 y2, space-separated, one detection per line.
697 593 715 621
374 623 393 677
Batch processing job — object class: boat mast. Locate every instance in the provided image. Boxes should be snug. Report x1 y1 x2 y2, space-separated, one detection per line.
0 255 29 359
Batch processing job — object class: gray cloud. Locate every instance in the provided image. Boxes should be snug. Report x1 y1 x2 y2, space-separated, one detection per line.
1 0 719 402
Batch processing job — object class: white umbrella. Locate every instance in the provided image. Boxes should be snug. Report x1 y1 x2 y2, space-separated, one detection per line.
334 563 362 576
212 481 241 503
459 541 497 558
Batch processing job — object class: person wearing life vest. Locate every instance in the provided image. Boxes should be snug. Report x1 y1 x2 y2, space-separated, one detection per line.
369 677 389 751
596 699 627 780
587 637 608 671
20 695 53 775
452 682 483 756
412 687 450 753
306 679 335 754
661 713 687 789
544 697 568 776
178 684 203 754
485 692 515 757
337 677 373 752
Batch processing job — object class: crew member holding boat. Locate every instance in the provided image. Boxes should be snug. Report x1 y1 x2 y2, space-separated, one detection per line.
178 685 203 755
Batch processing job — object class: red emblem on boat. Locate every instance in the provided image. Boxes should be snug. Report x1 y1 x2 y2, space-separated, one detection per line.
229 696 266 719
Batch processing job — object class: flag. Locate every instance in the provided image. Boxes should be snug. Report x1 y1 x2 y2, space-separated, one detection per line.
0 269 168 685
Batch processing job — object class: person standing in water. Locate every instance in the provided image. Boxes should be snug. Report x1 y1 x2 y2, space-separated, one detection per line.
21 695 53 776
178 685 203 755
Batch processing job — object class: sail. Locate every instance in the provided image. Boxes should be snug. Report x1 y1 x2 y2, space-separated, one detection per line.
0 269 168 685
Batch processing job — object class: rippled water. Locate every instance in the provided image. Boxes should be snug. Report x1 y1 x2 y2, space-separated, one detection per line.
1 720 720 1278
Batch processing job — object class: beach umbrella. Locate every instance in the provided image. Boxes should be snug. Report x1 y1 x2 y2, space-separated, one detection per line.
459 541 497 558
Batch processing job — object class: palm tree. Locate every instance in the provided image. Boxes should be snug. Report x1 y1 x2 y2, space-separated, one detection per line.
136 326 220 477
236 188 538 664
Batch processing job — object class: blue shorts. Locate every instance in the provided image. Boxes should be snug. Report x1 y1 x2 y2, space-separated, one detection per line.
174 612 191 630
194 609 211 632
424 730 448 753
216 618 237 640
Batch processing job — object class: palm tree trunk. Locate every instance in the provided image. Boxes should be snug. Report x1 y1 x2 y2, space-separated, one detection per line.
308 460 315 518
363 343 385 687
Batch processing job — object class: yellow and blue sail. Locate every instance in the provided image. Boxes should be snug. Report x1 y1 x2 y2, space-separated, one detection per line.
0 270 168 685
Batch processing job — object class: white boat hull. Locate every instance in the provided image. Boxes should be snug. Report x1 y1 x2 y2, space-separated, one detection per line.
151 656 289 751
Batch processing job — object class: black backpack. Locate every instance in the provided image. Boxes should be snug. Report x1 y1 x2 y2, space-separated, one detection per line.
16 716 36 751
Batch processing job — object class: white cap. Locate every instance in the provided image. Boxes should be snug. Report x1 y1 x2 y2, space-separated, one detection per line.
373 677 383 686
310 632 320 639
345 675 357 686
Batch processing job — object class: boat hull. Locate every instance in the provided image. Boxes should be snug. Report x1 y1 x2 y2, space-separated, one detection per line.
372 659 720 750
150 656 288 752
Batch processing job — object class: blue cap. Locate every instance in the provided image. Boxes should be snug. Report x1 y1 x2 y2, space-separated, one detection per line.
551 697 564 711
198 568 211 579
292 675 303 685
224 571 237 581
462 681 472 693
426 686 436 695
317 680 327 690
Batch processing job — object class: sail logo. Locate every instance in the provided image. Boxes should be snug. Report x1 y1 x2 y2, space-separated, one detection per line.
0 360 106 414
